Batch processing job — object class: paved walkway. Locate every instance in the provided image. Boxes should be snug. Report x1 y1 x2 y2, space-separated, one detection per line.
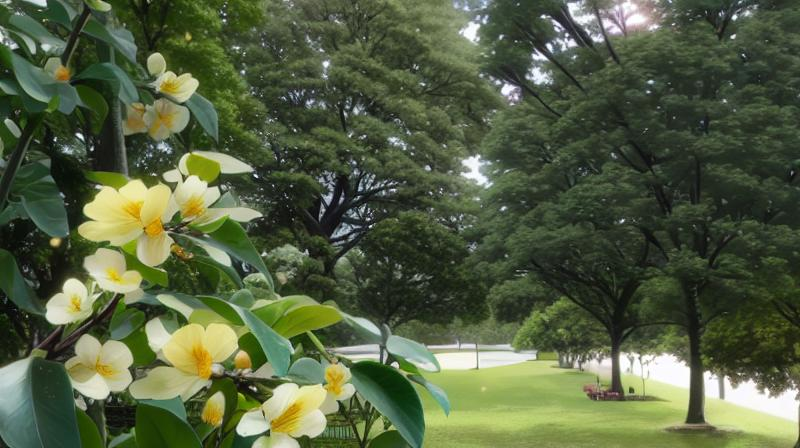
333 344 537 369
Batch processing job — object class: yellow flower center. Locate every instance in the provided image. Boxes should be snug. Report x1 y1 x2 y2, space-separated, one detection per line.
54 66 71 82
159 78 182 95
324 367 346 396
201 402 224 427
123 200 144 219
271 402 303 434
144 219 164 237
193 344 213 379
94 359 116 378
68 295 82 313
106 268 123 283
182 195 206 219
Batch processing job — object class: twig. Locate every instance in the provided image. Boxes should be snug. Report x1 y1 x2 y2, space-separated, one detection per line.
305 331 334 363
49 294 122 358
61 6 93 66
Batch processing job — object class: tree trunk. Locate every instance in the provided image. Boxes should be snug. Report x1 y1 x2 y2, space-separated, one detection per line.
717 375 725 400
609 334 624 396
795 401 800 448
685 308 706 424
94 97 128 175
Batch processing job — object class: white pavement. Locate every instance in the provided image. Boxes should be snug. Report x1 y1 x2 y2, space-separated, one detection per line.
584 354 797 422
332 344 537 370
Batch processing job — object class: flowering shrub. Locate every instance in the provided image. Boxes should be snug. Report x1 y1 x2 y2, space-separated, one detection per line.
0 2 446 447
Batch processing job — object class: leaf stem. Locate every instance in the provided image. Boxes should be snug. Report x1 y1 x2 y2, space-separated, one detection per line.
61 6 93 66
305 331 334 363
49 294 122 358
0 114 45 211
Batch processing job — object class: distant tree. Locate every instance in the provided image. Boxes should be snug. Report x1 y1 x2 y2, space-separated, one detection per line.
478 0 800 425
513 298 606 370
343 212 485 328
233 0 500 271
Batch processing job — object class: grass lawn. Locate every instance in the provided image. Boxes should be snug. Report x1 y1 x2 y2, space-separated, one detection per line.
419 361 796 448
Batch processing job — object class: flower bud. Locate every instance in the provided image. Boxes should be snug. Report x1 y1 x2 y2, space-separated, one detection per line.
234 350 252 370
147 52 167 77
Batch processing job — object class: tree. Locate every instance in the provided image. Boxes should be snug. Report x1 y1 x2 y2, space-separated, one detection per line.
478 0 800 424
513 298 606 370
235 0 500 272
475 102 656 396
343 212 485 328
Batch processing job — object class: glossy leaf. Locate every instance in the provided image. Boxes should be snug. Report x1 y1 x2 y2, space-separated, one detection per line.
197 295 293 376
369 430 410 448
272 304 342 338
8 14 65 52
84 170 129 189
386 335 440 372
200 220 273 287
409 375 450 416
139 397 187 421
185 93 218 142
342 313 383 345
185 153 220 183
11 160 68 237
192 255 243 289
76 85 108 134
135 403 201 448
0 47 57 105
83 19 138 64
110 307 146 340
76 408 103 448
350 361 424 448
0 357 81 448
0 248 43 314
74 63 138 104
287 357 325 384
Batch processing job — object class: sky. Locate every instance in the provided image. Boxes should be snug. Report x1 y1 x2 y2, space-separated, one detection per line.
460 22 489 185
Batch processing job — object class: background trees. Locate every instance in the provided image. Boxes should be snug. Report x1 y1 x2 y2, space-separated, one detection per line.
476 0 800 425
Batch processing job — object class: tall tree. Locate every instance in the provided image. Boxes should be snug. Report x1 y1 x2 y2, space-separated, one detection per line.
235 0 499 272
341 212 485 328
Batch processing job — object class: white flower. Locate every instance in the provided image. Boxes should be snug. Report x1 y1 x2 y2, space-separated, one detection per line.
45 279 95 325
66 334 133 400
83 248 142 294
147 52 167 77
129 323 238 401
152 71 199 103
173 175 262 226
143 99 190 141
163 151 254 183
236 383 327 448
320 363 356 414
201 391 226 427
123 103 147 136
44 57 70 82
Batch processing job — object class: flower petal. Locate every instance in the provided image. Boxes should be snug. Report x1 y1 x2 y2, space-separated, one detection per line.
203 323 238 363
128 366 209 401
236 409 269 437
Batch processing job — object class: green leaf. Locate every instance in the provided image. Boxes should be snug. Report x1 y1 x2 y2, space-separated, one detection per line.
135 403 201 448
208 378 238 428
369 430 411 448
386 335 440 372
8 14 66 52
110 307 146 340
0 248 43 314
409 375 450 416
272 304 342 339
192 255 243 289
0 47 56 109
196 295 293 376
84 170 129 189
350 361 424 448
139 398 187 421
251 295 317 326
197 220 273 288
185 93 218 142
342 313 383 345
83 19 138 64
74 63 138 104
0 357 81 448
76 408 104 448
185 153 221 183
123 251 168 287
287 357 325 384
76 85 108 134
38 0 76 28
12 161 69 237
109 433 137 448
121 326 156 367
229 289 255 308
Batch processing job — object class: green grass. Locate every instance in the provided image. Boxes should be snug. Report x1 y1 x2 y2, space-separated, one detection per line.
419 361 796 448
